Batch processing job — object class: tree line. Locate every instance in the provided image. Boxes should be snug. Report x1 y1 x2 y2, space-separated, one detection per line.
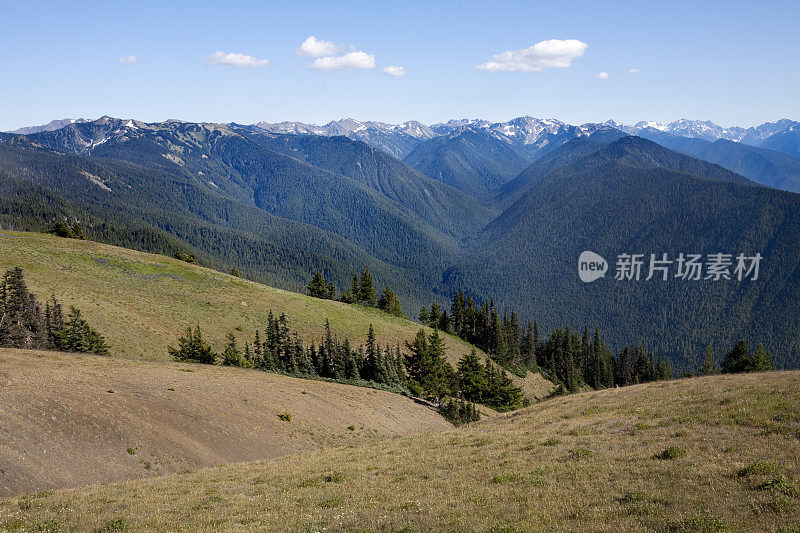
420 290 773 395
307 268 405 318
0 267 108 354
168 313 529 421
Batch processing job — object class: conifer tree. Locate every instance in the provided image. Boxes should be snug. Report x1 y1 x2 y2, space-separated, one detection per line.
748 343 772 372
722 340 749 374
377 287 405 318
362 324 380 382
699 346 717 375
342 337 360 380
348 274 360 303
457 348 487 403
44 294 65 350
222 332 248 367
60 307 109 355
307 272 328 298
169 325 215 364
358 268 377 307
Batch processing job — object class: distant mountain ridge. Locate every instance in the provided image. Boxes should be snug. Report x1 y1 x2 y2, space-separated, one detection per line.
14 116 798 161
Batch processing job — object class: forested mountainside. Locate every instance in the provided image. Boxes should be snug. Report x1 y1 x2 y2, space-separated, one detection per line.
3 119 800 368
454 137 800 368
402 128 533 200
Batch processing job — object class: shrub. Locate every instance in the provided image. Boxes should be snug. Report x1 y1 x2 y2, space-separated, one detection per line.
738 460 780 477
569 448 594 459
278 412 292 422
672 515 726 532
324 472 346 483
126 448 135 455
760 475 799 497
657 446 687 460
492 472 523 483
542 437 561 446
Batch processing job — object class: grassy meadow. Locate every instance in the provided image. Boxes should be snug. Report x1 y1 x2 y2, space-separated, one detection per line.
0 231 551 399
2 371 798 531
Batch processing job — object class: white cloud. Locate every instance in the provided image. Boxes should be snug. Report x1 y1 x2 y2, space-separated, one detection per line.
117 54 138 64
595 71 609 79
205 51 270 68
626 67 640 75
295 35 347 58
309 51 375 71
382 65 406 77
476 39 588 73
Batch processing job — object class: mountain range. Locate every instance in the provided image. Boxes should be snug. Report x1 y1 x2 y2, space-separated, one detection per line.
2 114 800 369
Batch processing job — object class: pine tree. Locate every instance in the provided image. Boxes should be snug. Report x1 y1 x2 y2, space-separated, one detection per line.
748 343 772 372
377 287 404 318
362 324 380 382
60 306 109 355
418 307 429 325
0 267 46 349
699 346 717 375
44 294 65 350
307 272 327 298
169 325 215 364
656 356 672 380
222 332 247 367
457 348 486 403
429 302 442 329
722 340 749 374
358 268 377 306
342 337 360 380
404 329 430 395
349 274 360 304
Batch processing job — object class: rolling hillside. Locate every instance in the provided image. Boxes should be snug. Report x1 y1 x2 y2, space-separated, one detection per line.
3 370 797 531
0 231 552 400
0 348 451 497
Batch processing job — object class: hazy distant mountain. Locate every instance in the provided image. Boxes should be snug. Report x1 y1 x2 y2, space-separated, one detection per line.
8 118 92 135
15 114 799 161
613 118 800 151
252 118 433 159
760 123 800 159
635 129 800 194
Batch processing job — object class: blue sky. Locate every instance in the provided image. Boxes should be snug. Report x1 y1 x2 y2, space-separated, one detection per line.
1 0 798 130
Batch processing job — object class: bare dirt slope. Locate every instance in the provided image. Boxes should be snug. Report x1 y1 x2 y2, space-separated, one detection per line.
4 372 799 531
0 349 450 497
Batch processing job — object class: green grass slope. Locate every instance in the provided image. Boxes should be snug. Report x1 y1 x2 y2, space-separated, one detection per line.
3 371 798 531
0 231 475 363
0 231 551 399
